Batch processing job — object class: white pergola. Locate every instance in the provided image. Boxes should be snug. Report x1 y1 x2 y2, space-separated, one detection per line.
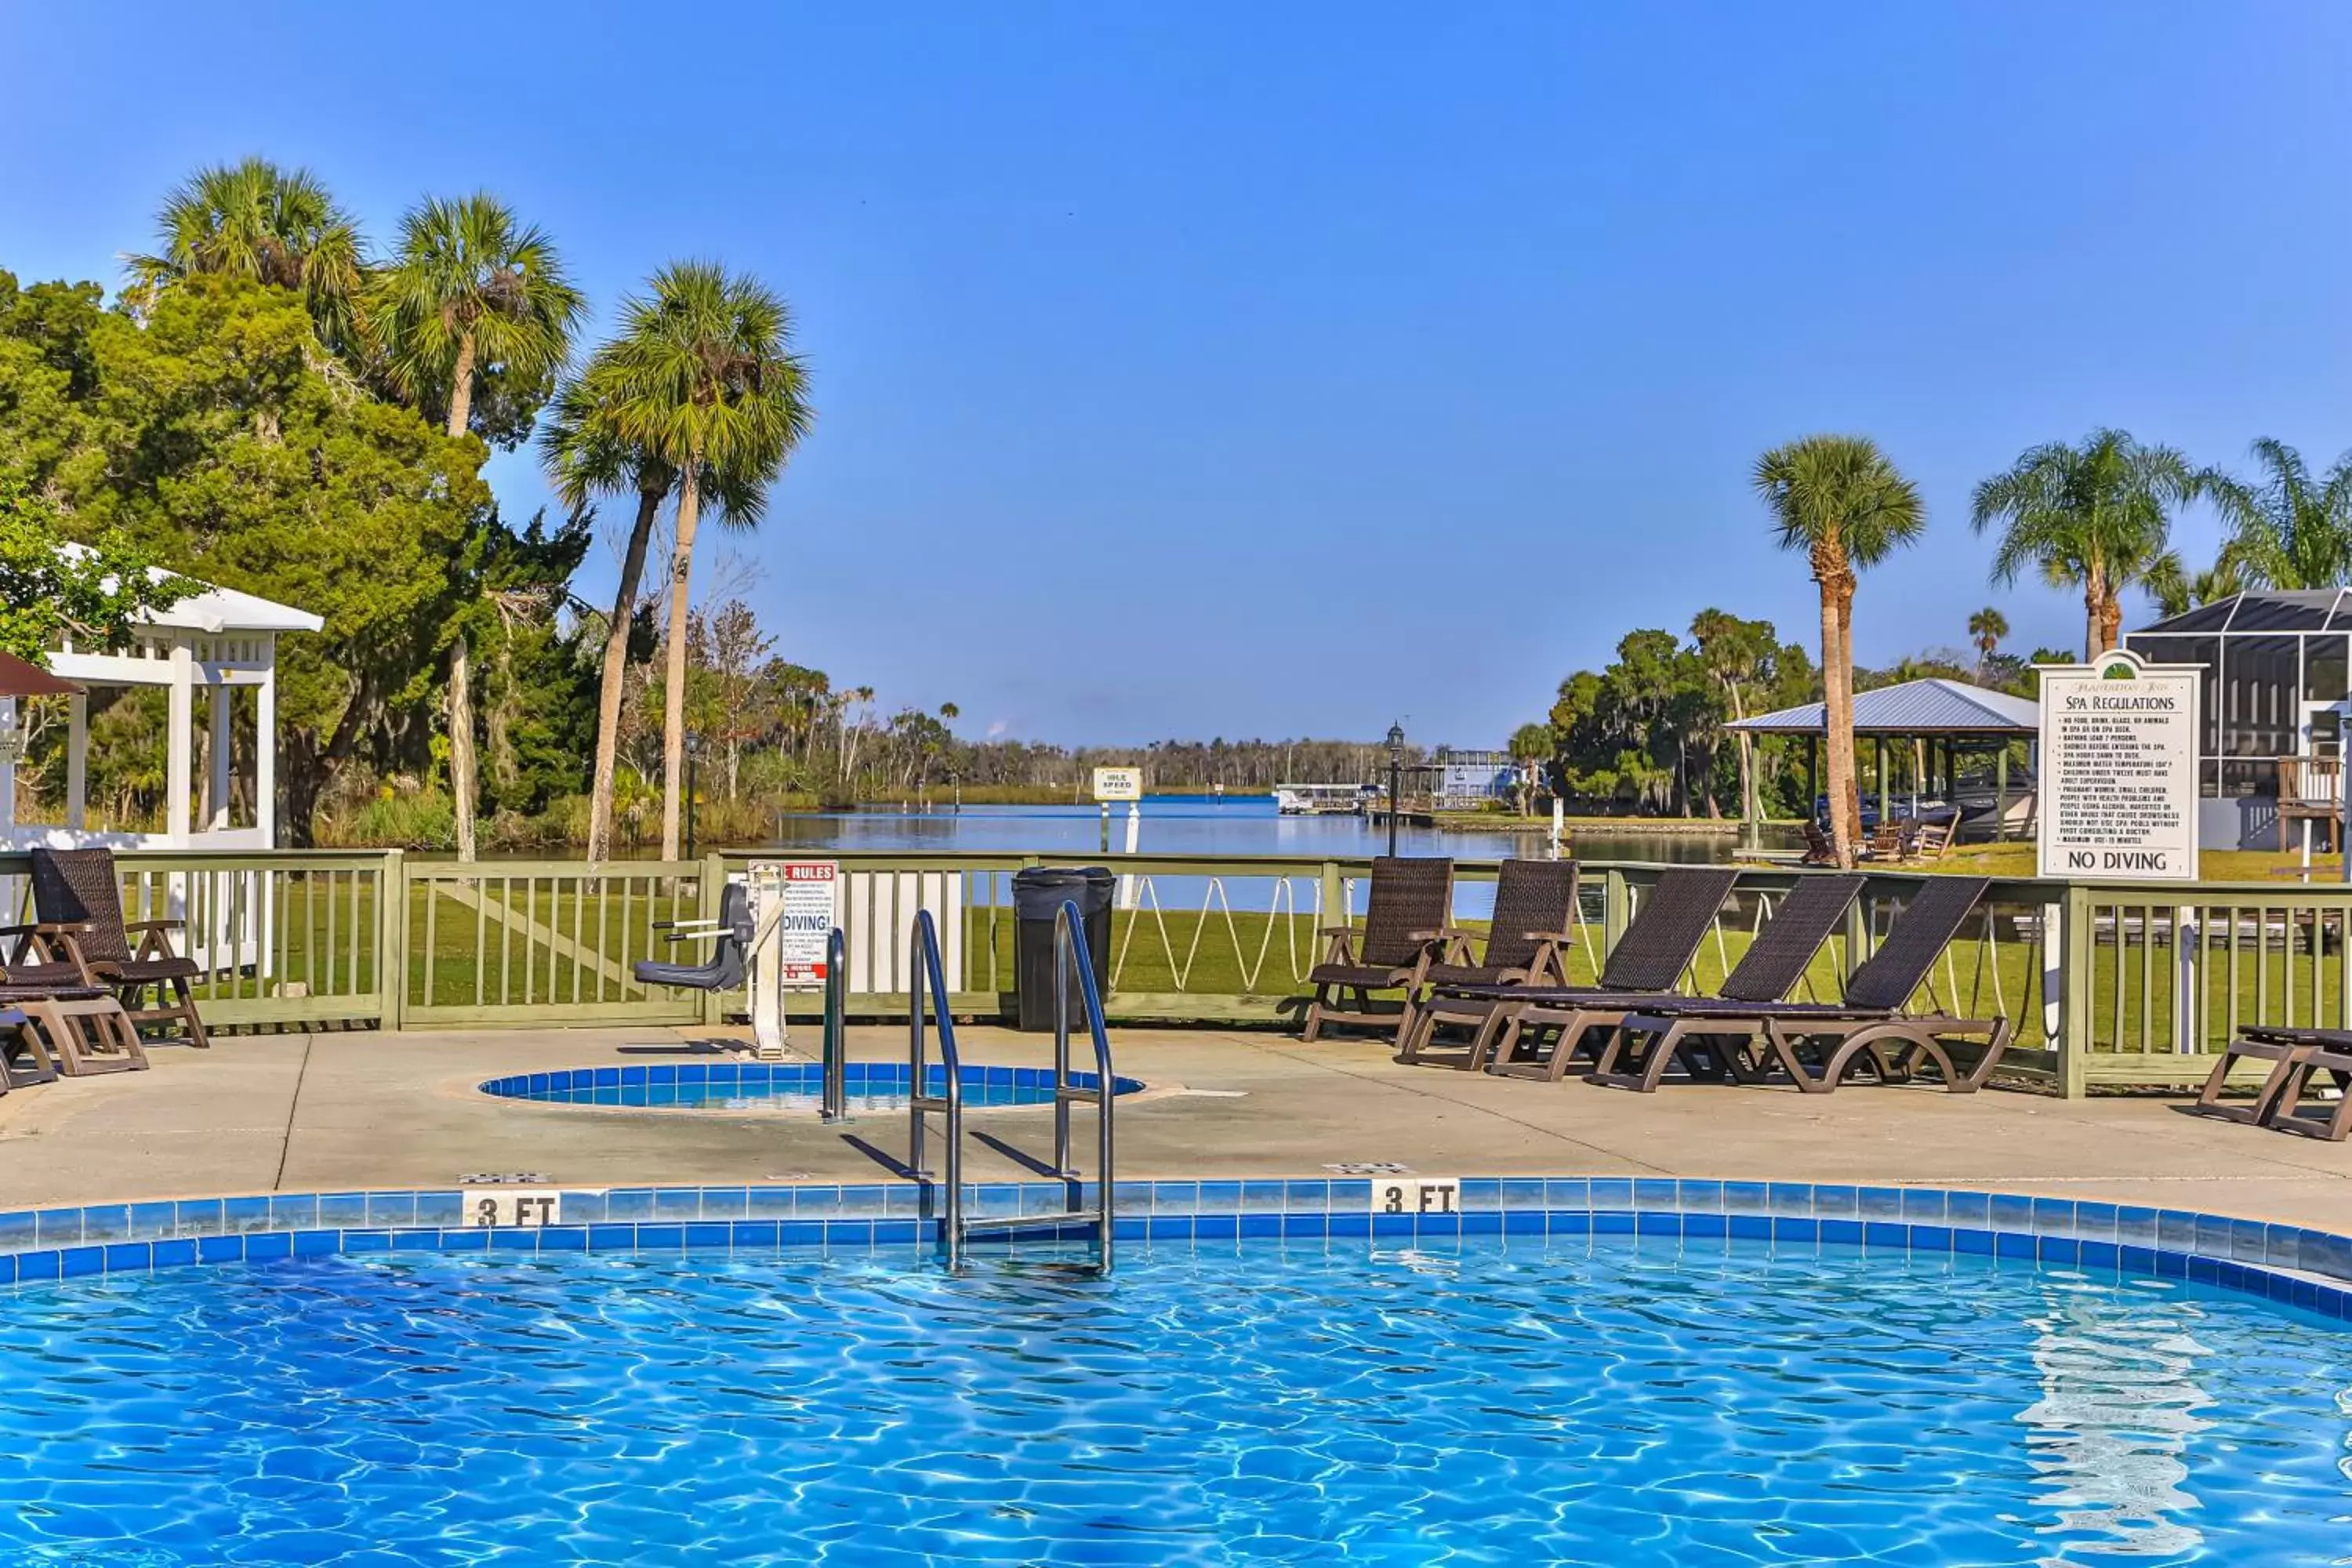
1 564 322 851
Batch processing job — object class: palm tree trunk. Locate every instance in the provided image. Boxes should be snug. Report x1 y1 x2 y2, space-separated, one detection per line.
445 331 477 441
587 483 664 862
1833 583 1863 856
660 463 705 861
445 329 480 861
448 635 477 862
1819 585 1855 868
2083 562 2106 661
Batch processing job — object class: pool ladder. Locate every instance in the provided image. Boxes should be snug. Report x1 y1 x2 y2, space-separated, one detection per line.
907 902 1116 1274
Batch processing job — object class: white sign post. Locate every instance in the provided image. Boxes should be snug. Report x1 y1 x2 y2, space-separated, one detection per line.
2037 650 2201 881
745 859 839 1060
1091 768 1145 909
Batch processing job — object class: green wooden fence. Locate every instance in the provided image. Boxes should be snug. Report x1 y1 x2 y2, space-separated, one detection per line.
3 847 2347 1096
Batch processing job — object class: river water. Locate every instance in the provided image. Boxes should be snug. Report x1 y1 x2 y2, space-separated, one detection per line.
752 793 1756 864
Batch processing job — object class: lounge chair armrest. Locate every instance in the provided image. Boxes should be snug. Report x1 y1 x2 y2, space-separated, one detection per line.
1 922 94 936
1521 928 1576 943
124 919 184 934
1316 925 1356 939
1402 928 1445 944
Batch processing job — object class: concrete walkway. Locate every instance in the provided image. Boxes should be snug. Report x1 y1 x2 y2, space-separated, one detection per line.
4 1024 2350 1229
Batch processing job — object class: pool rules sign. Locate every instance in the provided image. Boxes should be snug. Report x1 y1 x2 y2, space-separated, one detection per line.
2037 650 2200 880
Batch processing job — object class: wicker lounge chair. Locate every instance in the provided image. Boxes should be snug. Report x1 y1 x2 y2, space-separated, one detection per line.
1301 857 1454 1043
1592 876 2007 1094
2191 1027 2352 1140
1418 858 1577 987
26 848 210 1051
1799 822 1840 867
0 965 145 1078
1401 866 1740 1073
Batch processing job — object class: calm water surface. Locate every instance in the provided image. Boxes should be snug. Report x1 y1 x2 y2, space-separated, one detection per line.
753 794 1758 865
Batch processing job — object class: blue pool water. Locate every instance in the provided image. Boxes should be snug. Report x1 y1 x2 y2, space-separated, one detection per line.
0 1235 2344 1563
480 1061 1145 1111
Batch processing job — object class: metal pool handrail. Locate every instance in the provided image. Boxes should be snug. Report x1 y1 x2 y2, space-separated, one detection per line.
820 927 848 1124
906 909 965 1267
905 902 1117 1273
1051 898 1116 1274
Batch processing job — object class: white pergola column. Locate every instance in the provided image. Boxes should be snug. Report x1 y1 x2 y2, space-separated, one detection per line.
65 692 86 830
208 684 232 830
256 645 278 848
166 638 194 845
0 697 16 837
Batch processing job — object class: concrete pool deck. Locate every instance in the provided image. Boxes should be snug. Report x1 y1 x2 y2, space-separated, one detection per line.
3 1023 2350 1229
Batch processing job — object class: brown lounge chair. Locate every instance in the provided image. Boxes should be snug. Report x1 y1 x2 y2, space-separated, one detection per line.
1592 876 2009 1094
1301 856 1454 1043
1401 866 1740 1073
0 964 147 1077
26 848 212 1051
2192 1027 2352 1141
1414 858 1579 995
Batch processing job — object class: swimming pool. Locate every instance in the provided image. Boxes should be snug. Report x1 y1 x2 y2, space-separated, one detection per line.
479 1060 1146 1112
0 1184 2346 1564
0 1232 2343 1563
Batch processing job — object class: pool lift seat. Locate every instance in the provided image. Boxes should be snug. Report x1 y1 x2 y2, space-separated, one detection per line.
635 882 755 993
908 902 1117 1274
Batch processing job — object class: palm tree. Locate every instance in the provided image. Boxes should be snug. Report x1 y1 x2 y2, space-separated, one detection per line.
2144 552 2245 619
1966 607 2008 678
1755 436 1926 867
375 194 583 862
124 158 365 350
1506 722 1553 816
372 194 584 442
2206 437 2352 591
566 262 813 858
1970 430 2203 661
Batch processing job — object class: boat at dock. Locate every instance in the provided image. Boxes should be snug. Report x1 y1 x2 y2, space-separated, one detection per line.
1273 782 1377 815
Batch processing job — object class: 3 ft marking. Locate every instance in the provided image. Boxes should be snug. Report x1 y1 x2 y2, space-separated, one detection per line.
1377 1178 1460 1216
469 1190 561 1228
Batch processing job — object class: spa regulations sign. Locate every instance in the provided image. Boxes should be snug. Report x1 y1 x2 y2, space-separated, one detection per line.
2037 650 2201 880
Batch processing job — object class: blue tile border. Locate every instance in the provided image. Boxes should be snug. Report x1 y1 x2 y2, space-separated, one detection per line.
0 1178 2349 1321
478 1062 1145 1109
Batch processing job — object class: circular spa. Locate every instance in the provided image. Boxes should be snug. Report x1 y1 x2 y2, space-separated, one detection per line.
0 1188 2346 1564
479 1060 1147 1112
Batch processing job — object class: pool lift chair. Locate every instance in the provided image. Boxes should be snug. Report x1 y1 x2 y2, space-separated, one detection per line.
637 881 756 995
639 877 855 1114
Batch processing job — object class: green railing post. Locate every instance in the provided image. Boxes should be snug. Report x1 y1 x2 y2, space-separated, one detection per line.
701 851 728 1028
2060 884 2094 1099
1319 860 1345 938
1602 869 1629 962
381 848 408 1032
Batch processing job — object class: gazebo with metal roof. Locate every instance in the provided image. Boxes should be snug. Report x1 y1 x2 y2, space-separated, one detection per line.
1726 677 2039 838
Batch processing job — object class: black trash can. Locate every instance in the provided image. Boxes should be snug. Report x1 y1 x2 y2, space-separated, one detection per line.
1011 866 1116 1032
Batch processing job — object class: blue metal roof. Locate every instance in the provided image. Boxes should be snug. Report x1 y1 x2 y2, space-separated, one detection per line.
1726 677 2038 737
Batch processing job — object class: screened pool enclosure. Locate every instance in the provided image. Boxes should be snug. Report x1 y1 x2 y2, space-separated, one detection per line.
2126 589 2352 850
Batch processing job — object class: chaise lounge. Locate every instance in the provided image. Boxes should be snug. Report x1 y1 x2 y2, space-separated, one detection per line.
1590 876 2009 1094
2191 1026 2352 1141
1301 856 1454 1044
27 848 212 1051
1400 866 1740 1073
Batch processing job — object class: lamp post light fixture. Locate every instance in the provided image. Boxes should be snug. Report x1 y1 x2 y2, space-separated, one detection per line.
1385 721 1406 858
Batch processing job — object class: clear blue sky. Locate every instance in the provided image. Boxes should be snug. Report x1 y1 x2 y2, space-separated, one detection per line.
6 3 2349 748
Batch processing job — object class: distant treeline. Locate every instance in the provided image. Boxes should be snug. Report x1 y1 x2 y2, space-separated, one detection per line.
945 738 1410 793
